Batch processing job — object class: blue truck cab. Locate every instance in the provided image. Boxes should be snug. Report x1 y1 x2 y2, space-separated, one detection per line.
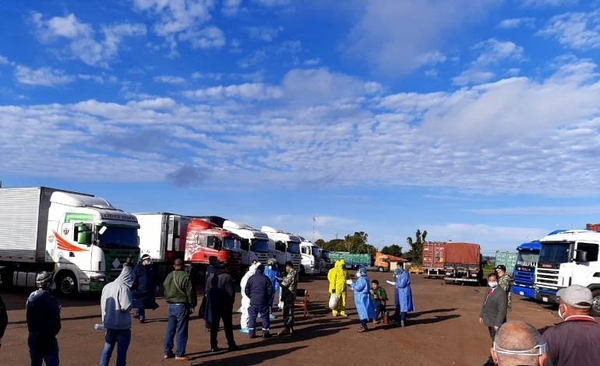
512 241 541 299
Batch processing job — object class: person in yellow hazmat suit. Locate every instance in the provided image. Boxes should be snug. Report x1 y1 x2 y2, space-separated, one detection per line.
328 260 349 316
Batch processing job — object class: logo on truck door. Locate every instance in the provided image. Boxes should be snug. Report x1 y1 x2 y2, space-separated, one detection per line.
53 231 88 252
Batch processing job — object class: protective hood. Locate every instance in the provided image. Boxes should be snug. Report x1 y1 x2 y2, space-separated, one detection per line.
335 260 345 269
115 266 134 288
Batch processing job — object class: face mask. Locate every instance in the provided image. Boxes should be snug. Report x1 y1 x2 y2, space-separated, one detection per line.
356 272 362 278
558 305 565 320
488 282 498 288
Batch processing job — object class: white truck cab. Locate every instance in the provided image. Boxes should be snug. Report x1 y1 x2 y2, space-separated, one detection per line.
260 226 302 272
299 239 321 275
223 220 271 270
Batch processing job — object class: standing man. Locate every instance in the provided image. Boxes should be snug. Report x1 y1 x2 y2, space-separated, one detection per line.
496 265 513 311
386 267 414 327
479 273 508 345
26 271 61 366
244 264 273 339
163 258 197 361
205 261 239 352
100 264 135 366
0 293 7 350
327 260 349 317
491 321 547 366
278 261 298 336
542 285 600 366
132 254 158 323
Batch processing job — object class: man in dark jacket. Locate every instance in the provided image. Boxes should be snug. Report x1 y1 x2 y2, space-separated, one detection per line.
163 258 196 361
26 271 61 366
205 261 239 352
480 272 508 366
0 294 8 350
132 254 158 323
244 264 273 339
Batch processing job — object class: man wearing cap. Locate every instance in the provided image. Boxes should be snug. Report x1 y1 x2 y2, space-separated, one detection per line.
491 321 547 366
542 284 600 366
132 254 158 323
26 271 61 366
205 260 239 353
495 265 513 311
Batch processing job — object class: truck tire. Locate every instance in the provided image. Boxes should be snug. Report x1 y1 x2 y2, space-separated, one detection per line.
56 271 78 296
592 289 600 317
299 265 306 276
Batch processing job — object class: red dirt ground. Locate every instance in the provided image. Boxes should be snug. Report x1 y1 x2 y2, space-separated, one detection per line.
0 271 562 366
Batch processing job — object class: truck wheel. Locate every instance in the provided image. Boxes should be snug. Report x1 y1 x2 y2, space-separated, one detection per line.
592 289 600 317
300 265 306 276
56 272 78 296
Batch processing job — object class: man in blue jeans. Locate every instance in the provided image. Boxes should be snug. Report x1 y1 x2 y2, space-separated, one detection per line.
163 258 197 361
100 261 134 366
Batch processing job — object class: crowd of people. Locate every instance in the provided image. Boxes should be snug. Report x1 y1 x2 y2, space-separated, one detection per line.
0 257 599 365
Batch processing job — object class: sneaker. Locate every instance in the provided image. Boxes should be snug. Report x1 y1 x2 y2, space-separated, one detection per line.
263 332 271 339
269 314 277 320
239 328 249 334
164 354 174 359
228 345 242 351
340 312 348 317
356 326 368 333
175 355 191 361
249 333 256 339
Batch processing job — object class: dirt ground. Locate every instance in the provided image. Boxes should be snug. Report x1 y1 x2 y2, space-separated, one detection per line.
0 271 563 366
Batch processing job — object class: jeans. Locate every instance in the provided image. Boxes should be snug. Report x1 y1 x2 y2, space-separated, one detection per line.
99 329 131 366
164 304 190 357
28 333 59 366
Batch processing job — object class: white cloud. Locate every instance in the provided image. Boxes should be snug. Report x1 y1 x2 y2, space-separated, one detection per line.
15 66 75 86
0 55 10 65
77 74 104 84
497 17 536 29
154 75 186 84
132 0 224 50
453 39 525 85
29 12 146 67
252 0 291 6
540 11 600 50
452 70 496 86
183 83 283 100
344 0 501 75
222 0 243 17
247 26 282 42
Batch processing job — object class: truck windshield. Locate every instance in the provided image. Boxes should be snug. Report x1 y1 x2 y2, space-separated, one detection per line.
287 242 300 254
223 238 240 251
312 247 321 257
538 242 570 265
516 250 539 267
251 239 270 252
97 226 138 248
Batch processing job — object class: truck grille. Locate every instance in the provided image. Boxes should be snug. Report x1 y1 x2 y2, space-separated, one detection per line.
535 268 559 289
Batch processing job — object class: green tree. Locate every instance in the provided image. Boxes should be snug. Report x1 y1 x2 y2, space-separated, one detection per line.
381 244 403 257
405 229 427 265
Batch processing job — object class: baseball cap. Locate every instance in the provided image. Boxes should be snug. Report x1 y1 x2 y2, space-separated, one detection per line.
557 285 593 308
495 265 507 272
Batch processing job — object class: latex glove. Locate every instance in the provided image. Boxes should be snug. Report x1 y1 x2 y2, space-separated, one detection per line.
346 279 353 285
386 280 395 286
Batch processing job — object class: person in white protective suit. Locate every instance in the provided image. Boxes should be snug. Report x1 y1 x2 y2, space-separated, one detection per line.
239 263 259 333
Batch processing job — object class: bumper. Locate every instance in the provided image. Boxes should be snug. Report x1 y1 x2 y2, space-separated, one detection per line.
512 286 535 299
535 290 559 304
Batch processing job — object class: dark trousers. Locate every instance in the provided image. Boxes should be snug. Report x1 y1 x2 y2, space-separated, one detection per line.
487 326 497 345
28 333 59 366
210 307 236 349
248 304 270 335
282 300 294 328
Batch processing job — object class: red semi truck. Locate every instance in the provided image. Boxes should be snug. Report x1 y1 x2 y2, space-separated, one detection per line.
442 242 483 285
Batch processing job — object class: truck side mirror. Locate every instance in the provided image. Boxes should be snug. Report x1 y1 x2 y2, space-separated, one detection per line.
576 250 588 263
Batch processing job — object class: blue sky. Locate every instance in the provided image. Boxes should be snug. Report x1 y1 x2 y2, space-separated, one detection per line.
2 0 600 255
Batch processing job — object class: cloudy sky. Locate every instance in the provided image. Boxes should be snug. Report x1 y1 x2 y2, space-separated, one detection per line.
2 0 600 254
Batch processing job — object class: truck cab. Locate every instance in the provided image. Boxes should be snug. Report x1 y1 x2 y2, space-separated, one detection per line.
260 226 302 272
512 241 541 299
535 229 600 316
299 240 321 276
222 220 271 271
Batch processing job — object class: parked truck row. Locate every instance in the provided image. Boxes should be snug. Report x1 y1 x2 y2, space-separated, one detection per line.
0 186 328 296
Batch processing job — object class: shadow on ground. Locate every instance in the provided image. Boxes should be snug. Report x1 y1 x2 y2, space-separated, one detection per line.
189 346 307 365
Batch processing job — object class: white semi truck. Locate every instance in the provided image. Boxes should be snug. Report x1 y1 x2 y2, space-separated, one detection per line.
0 186 140 295
299 238 322 276
260 226 302 272
222 220 272 271
535 229 600 316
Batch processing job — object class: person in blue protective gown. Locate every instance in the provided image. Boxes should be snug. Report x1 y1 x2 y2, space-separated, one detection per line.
386 267 415 327
348 267 376 332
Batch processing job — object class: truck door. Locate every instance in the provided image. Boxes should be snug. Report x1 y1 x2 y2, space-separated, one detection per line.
570 241 600 287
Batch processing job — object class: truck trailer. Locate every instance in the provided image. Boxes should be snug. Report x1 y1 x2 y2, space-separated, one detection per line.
422 242 446 278
328 252 371 269
443 242 483 285
494 250 518 276
0 186 140 295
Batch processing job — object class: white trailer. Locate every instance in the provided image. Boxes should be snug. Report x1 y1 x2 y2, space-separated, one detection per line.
260 226 302 272
133 212 191 284
222 220 271 271
0 186 140 295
